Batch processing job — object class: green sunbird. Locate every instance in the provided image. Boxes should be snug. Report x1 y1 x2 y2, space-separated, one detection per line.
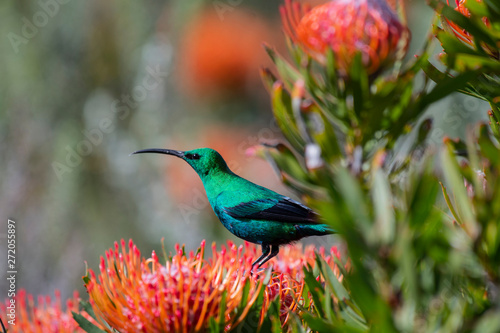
132 148 335 269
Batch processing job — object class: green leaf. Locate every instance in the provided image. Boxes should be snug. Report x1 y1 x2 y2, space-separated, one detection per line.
440 182 463 225
72 312 107 333
478 124 500 165
484 0 500 15
419 70 481 111
316 256 349 302
79 300 98 322
473 310 500 333
264 44 301 88
371 167 395 244
421 59 449 84
407 166 440 228
301 312 336 332
334 168 371 230
208 317 218 333
215 290 228 333
303 264 326 318
431 0 497 48
258 298 281 333
271 82 306 152
349 53 369 121
466 0 491 18
260 68 279 93
309 107 343 162
316 256 368 329
440 142 478 237
236 279 251 316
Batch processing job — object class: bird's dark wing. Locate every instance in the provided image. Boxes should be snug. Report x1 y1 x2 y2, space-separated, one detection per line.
223 196 319 224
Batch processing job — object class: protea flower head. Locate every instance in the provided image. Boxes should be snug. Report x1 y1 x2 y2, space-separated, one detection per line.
0 289 96 333
281 0 410 75
84 239 343 332
445 0 499 58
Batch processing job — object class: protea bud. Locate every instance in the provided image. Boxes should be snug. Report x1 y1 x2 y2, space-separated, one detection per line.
281 0 410 75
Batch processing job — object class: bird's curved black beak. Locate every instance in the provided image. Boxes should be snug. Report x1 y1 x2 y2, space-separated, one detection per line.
131 148 185 158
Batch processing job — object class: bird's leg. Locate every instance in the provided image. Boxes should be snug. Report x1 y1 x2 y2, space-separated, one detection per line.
257 245 280 268
251 244 271 268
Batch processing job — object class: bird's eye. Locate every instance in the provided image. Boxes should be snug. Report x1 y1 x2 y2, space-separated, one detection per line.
185 153 201 160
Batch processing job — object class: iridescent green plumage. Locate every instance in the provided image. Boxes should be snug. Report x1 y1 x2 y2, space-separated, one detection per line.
133 147 335 268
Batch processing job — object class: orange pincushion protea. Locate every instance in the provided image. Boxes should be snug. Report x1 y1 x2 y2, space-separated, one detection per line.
85 239 343 332
262 244 343 325
0 289 97 333
281 0 410 75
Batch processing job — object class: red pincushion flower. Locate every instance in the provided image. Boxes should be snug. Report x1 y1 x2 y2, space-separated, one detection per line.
84 239 344 332
281 0 410 75
0 289 99 333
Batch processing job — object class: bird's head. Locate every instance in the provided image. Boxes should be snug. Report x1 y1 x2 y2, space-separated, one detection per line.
132 147 230 178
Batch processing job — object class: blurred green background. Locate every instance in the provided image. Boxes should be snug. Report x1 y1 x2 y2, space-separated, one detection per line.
0 0 488 301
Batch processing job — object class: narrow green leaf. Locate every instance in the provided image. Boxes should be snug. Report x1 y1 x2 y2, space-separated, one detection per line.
72 312 107 333
303 264 326 318
271 82 306 152
341 300 368 329
441 142 478 237
420 70 480 110
301 313 336 332
80 300 98 322
334 168 371 229
371 168 395 244
317 256 349 301
440 182 463 225
208 317 218 333
217 290 227 332
260 68 279 93
478 124 500 165
263 44 301 85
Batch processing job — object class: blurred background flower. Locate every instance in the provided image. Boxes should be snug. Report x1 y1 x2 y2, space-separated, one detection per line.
0 289 98 333
176 9 277 101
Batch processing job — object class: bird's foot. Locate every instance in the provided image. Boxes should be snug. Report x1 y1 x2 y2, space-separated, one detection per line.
249 265 267 276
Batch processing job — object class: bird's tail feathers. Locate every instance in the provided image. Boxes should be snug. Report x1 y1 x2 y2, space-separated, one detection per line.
297 223 336 237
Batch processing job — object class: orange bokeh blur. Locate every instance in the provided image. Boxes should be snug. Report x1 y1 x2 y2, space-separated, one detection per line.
176 8 279 99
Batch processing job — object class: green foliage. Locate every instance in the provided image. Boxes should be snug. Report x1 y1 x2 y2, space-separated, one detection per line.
256 0 500 331
72 300 108 333
72 313 107 333
427 0 500 140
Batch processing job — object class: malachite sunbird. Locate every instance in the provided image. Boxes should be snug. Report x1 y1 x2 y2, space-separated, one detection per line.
132 147 335 269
